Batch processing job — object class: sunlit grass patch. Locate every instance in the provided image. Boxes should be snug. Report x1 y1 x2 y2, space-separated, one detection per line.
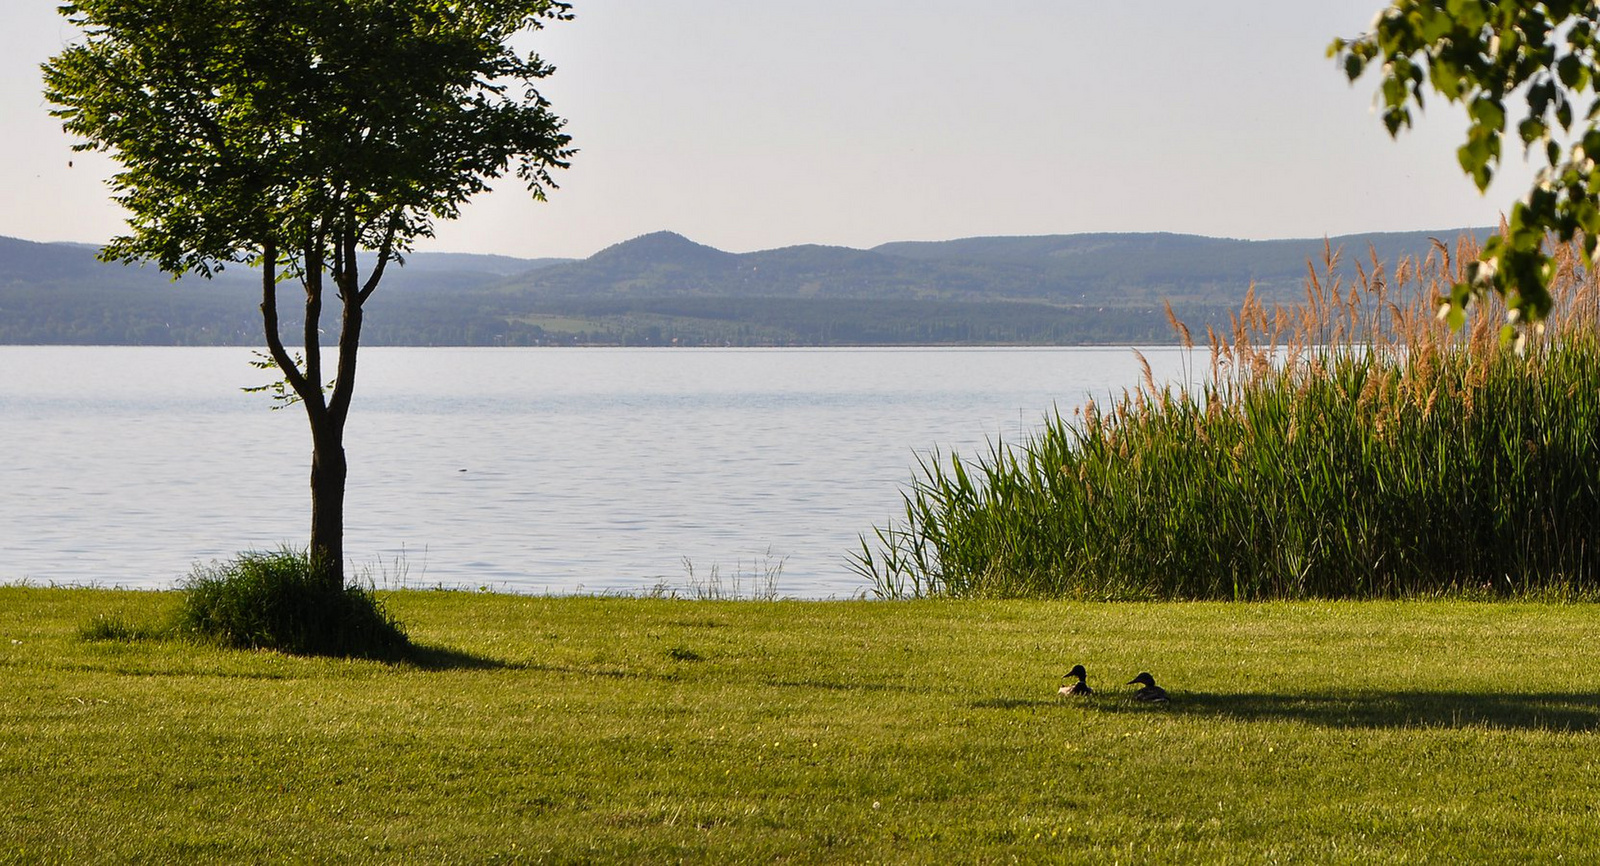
5 588 1600 861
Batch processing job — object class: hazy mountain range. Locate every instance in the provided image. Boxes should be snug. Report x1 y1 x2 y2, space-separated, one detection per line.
0 227 1490 346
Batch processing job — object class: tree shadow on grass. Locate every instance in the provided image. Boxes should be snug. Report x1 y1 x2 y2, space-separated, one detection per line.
767 676 923 694
1094 690 1600 732
517 661 689 682
971 696 1061 710
396 642 519 671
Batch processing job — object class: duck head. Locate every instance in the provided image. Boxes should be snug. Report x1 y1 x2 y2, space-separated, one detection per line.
1064 664 1087 681
1127 671 1157 687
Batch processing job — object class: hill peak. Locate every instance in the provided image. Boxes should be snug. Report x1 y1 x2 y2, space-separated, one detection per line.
589 231 735 265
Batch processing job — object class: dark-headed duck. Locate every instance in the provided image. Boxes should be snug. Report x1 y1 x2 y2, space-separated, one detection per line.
1059 664 1093 697
1127 671 1170 703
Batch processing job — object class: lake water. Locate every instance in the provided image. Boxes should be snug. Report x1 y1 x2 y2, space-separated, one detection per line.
0 346 1189 598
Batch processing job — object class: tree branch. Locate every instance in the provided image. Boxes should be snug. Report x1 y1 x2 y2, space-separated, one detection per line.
302 225 325 403
358 213 401 304
343 223 359 301
259 239 317 409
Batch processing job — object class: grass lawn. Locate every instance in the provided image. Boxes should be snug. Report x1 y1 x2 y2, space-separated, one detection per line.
3 587 1599 862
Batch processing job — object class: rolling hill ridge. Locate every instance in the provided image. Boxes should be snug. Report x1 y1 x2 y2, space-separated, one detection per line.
0 227 1489 346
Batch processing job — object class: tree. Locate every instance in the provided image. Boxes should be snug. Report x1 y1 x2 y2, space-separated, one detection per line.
43 0 574 588
1331 2 1600 332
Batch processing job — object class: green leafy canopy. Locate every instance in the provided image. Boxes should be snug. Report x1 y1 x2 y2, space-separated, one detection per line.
1331 1 1600 333
42 0 575 277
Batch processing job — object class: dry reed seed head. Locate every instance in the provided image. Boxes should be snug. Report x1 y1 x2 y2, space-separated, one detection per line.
1134 349 1157 396
1420 382 1446 419
1470 312 1492 352
1382 367 1400 402
1250 350 1271 380
1425 240 1446 276
1164 300 1195 350
1251 298 1270 335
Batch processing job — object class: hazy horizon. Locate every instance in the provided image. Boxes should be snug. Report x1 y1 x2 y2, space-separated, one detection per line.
3 223 1501 265
3 2 1539 261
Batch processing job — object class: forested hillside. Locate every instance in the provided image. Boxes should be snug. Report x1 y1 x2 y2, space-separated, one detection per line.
0 228 1487 346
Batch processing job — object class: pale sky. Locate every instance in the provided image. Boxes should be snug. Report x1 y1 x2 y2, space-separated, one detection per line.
2 1 1541 260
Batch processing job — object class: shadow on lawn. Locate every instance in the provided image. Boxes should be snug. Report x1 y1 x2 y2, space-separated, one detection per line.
400 643 517 671
1107 690 1600 732
767 676 922 694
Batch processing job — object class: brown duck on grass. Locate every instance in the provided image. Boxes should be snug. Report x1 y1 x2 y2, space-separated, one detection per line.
1127 671 1170 703
1058 664 1093 697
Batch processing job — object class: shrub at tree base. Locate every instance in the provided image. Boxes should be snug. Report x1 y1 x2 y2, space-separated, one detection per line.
856 236 1600 600
180 548 410 658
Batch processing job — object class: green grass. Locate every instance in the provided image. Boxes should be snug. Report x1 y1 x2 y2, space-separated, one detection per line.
507 313 606 333
4 587 1600 861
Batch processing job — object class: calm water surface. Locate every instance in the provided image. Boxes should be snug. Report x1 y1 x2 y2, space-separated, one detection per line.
0 346 1188 597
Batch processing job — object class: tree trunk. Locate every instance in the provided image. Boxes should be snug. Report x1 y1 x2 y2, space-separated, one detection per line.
261 225 385 593
308 416 348 591
310 241 369 591
261 235 355 592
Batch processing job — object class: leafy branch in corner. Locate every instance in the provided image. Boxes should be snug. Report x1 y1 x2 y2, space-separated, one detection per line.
1332 1 1600 338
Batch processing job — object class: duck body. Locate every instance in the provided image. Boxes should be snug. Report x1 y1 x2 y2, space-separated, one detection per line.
1059 663 1093 697
1126 671 1170 703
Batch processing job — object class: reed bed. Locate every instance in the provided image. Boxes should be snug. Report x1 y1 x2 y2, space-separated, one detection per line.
855 236 1600 599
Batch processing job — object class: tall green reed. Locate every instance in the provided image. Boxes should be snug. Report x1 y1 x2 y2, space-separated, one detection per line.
855 236 1600 599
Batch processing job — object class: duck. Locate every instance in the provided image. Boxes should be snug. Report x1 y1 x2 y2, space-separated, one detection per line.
1126 671 1170 703
1058 663 1093 697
